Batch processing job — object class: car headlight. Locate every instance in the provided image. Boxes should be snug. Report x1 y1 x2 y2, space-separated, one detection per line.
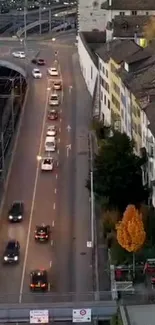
14 256 18 261
4 256 8 261
18 215 22 219
9 215 13 219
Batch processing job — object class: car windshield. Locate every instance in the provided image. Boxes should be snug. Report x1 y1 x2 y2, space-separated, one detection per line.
50 95 57 100
43 159 52 164
6 241 16 250
54 82 60 85
46 142 54 147
32 271 46 284
38 59 44 62
11 203 20 212
34 69 40 73
37 226 47 232
51 68 56 71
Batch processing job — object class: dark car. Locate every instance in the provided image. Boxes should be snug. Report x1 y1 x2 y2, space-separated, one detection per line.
31 58 45 65
3 240 20 264
35 225 50 241
8 201 24 222
30 270 48 291
31 58 37 64
48 109 58 120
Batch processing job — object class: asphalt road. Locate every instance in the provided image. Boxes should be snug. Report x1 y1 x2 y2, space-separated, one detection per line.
0 35 93 304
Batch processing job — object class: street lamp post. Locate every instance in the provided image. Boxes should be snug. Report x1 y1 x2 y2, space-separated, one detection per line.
24 0 27 41
39 1 42 35
49 8 52 33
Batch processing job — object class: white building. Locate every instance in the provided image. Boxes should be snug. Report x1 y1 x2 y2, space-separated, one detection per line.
77 0 107 33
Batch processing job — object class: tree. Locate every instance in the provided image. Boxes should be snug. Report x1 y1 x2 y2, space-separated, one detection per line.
116 205 146 252
87 131 148 211
143 16 155 43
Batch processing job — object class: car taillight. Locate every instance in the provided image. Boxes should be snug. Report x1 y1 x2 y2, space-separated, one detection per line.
41 284 46 287
46 235 48 238
35 235 38 238
30 284 35 287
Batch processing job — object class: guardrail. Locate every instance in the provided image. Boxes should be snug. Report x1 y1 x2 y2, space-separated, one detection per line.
0 300 117 322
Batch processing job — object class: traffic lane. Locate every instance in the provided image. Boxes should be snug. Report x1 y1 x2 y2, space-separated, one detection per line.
0 76 48 303
52 48 76 294
21 168 58 303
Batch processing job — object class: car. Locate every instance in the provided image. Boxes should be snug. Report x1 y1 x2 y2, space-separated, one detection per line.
53 80 62 90
8 201 24 222
34 225 50 241
45 136 56 152
48 109 58 120
32 68 42 78
37 58 45 66
30 269 48 291
41 157 54 171
3 240 20 264
49 93 59 106
46 125 57 136
12 51 25 58
47 67 58 76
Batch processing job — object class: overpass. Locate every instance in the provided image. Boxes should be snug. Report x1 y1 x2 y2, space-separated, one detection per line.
0 301 117 322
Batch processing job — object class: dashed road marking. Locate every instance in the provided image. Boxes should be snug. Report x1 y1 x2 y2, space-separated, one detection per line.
54 188 57 194
59 127 61 133
53 203 56 210
57 149 59 154
56 174 58 179
58 138 60 143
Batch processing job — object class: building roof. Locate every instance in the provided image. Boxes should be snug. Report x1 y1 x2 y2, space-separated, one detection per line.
102 0 155 10
112 15 149 38
96 39 140 63
79 31 106 67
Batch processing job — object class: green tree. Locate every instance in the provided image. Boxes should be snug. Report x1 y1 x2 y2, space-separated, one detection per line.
87 132 148 211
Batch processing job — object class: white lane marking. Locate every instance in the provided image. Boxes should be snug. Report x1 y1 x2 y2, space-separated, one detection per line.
57 161 59 167
59 63 64 104
60 118 62 123
57 149 59 154
51 239 54 246
56 174 58 179
52 220 55 227
54 188 57 194
48 282 51 291
50 260 52 267
58 138 60 143
59 127 61 133
60 109 62 113
53 202 56 210
19 79 51 303
0 85 29 217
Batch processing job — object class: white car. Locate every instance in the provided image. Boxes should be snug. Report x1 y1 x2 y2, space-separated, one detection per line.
47 125 57 136
49 93 59 106
12 51 25 58
32 68 42 78
48 67 58 76
45 136 56 152
41 158 54 171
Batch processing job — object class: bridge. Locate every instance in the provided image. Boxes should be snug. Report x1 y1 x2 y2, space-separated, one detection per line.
0 301 117 322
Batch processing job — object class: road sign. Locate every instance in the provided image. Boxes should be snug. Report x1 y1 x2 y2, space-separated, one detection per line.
30 310 49 324
87 241 92 248
72 309 91 323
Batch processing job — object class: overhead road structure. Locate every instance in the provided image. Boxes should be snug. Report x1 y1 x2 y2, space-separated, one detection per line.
0 300 117 322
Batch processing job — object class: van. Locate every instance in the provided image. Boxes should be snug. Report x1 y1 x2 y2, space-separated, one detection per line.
45 136 56 152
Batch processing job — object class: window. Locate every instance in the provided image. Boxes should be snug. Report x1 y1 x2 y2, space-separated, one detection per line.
102 66 105 74
104 95 106 105
100 90 103 101
108 99 110 109
138 124 141 136
99 62 102 70
112 94 120 110
91 66 93 79
106 70 108 78
111 62 116 74
121 92 126 107
131 10 137 15
137 108 141 118
121 109 124 119
119 11 125 16
146 11 149 15
112 81 120 96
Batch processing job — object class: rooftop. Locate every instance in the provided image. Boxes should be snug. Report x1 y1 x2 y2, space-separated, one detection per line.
96 39 140 63
79 31 106 67
112 15 149 38
126 304 155 325
102 0 155 10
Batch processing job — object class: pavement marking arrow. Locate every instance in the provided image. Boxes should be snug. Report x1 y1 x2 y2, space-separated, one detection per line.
66 144 71 157
67 125 71 132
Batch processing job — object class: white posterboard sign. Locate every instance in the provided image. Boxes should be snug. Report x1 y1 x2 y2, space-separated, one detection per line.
30 310 49 324
72 309 91 323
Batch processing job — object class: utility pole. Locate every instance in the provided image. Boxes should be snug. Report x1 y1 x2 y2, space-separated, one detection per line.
39 1 42 35
11 79 14 133
89 132 94 248
49 8 52 33
24 0 27 41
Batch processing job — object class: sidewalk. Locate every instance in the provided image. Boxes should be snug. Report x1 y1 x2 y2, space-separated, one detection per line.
72 51 93 295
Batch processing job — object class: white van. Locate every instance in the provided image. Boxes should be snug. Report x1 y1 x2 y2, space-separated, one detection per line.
45 136 56 152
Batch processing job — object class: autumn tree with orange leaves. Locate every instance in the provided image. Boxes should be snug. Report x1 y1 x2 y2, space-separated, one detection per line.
116 205 146 253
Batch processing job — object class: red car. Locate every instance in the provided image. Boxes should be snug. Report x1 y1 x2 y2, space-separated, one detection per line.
48 109 58 120
31 58 45 65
